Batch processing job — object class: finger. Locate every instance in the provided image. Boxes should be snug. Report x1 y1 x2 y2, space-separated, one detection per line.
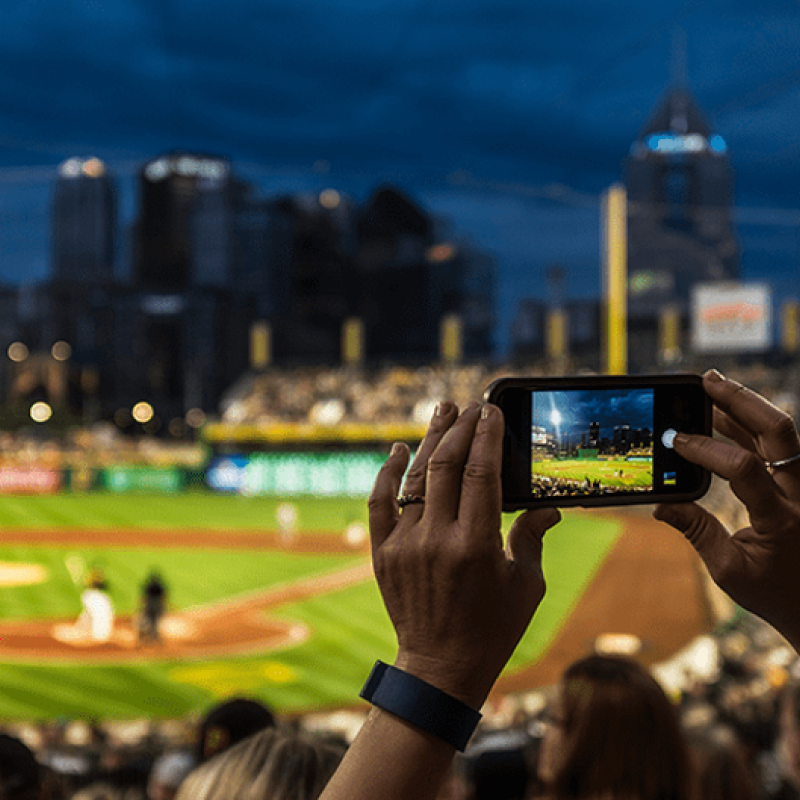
506 507 561 575
653 503 745 592
457 404 504 536
400 401 459 521
368 443 410 550
713 408 757 454
703 370 800 464
672 433 787 528
424 403 482 523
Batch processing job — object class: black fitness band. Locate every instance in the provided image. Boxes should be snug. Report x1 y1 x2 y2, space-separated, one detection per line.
359 660 482 751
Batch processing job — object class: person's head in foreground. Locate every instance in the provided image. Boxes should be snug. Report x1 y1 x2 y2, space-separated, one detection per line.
177 725 347 800
196 696 276 763
0 733 42 800
778 675 800 790
537 654 693 800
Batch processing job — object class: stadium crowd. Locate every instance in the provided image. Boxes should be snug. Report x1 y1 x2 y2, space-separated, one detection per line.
0 609 797 800
219 360 799 429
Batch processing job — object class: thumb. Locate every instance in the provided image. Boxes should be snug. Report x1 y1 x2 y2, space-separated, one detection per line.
507 507 561 573
653 502 739 587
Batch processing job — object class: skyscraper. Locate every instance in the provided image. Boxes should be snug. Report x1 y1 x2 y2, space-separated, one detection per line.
52 157 115 284
135 153 233 290
624 87 739 368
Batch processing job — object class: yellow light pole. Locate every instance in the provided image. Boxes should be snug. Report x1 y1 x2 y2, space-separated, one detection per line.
342 317 365 367
602 184 628 374
250 321 271 371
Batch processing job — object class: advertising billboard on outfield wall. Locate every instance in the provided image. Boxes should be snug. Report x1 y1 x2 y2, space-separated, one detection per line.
205 453 386 496
0 468 61 494
691 282 772 353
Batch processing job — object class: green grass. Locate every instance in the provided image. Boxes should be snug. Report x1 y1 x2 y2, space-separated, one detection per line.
0 494 624 719
534 458 653 488
0 547 361 620
0 492 369 532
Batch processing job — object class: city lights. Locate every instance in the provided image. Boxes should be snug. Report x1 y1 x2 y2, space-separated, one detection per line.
319 189 341 209
643 131 728 155
185 408 207 429
7 342 29 362
132 402 155 424
427 243 457 263
58 157 107 179
30 402 52 423
144 155 229 182
51 341 72 361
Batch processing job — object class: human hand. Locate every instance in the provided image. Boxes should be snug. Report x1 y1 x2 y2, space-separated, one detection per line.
368 402 561 709
654 369 800 651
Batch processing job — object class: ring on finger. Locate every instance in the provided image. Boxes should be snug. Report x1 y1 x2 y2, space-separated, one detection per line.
766 452 800 469
398 494 425 508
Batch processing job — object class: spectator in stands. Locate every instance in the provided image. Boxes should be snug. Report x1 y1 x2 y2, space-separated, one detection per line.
684 720 761 800
463 730 536 800
536 654 693 799
196 696 276 763
765 677 800 800
316 371 800 800
176 726 346 800
147 751 196 800
0 734 42 800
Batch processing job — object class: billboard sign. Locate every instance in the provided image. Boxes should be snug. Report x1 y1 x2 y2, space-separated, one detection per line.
104 467 183 493
0 468 61 494
206 456 248 492
691 283 772 353
202 453 387 497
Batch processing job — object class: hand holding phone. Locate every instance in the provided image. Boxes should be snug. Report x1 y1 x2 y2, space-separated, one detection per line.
484 374 712 510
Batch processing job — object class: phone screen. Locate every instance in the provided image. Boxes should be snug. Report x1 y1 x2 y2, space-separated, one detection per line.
531 387 660 499
487 375 711 509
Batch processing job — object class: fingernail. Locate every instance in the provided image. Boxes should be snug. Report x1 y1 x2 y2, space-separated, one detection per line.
706 369 724 383
481 404 493 420
674 432 690 446
435 401 452 417
390 443 403 456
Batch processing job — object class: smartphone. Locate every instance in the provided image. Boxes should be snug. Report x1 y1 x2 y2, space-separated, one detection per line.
484 374 712 511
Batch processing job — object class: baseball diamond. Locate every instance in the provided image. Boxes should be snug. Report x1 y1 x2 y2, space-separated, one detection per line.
0 494 713 719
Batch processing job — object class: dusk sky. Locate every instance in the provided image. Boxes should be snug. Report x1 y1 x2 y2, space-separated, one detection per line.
2 0 800 353
532 389 653 438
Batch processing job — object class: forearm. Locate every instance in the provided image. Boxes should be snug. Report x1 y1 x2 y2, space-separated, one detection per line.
320 707 456 800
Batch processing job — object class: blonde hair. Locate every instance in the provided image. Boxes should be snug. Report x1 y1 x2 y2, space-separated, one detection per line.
176 725 346 800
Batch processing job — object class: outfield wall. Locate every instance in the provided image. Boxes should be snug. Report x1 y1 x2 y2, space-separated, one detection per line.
0 452 387 498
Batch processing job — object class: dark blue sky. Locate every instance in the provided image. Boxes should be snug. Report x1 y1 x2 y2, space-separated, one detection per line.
2 0 800 353
532 389 653 438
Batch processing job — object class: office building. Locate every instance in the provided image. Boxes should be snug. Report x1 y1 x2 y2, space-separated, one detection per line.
624 86 739 368
52 157 115 284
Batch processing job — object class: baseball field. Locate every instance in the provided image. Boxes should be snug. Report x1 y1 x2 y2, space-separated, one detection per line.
533 456 653 489
0 490 713 720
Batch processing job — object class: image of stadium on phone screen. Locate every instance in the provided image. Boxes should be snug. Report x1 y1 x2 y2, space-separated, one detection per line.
530 388 654 498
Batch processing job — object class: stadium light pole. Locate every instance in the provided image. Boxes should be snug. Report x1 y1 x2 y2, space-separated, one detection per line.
602 184 628 375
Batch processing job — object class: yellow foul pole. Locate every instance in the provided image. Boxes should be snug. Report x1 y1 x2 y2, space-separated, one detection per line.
602 184 628 374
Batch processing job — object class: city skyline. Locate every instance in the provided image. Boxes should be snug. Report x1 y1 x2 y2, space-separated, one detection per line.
1 1 799 353
532 389 653 441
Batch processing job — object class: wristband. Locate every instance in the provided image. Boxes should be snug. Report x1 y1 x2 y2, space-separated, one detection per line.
359 660 482 751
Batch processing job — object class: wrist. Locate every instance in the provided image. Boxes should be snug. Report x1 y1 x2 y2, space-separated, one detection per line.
360 660 483 752
394 650 496 710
